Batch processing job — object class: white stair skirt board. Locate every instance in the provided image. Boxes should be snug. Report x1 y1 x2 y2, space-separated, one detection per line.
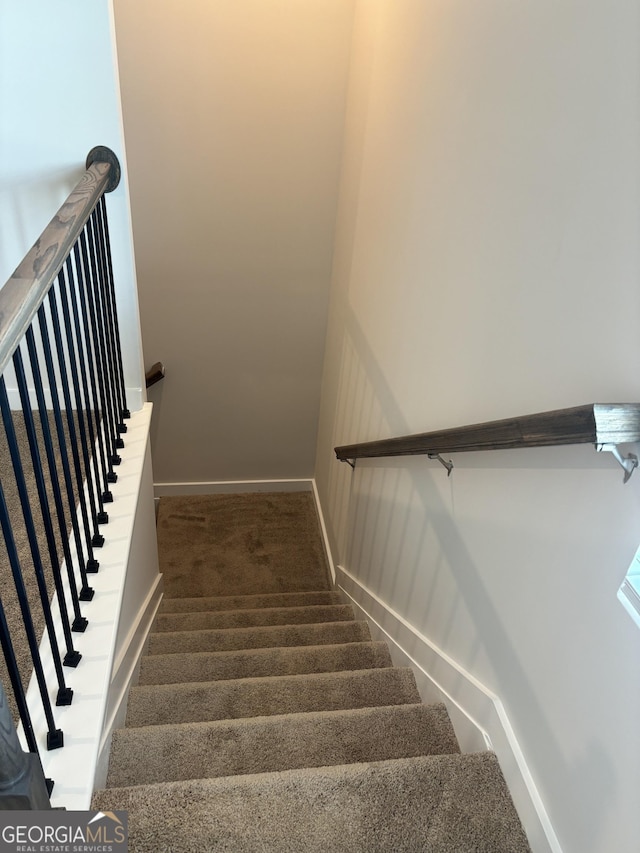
335 565 562 853
154 479 313 496
311 480 337 585
19 403 161 810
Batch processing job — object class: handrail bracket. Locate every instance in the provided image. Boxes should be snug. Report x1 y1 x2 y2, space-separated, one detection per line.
597 443 639 483
428 453 454 476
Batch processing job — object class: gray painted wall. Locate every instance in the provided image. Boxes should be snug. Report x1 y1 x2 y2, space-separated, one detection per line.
314 2 640 851
113 0 355 485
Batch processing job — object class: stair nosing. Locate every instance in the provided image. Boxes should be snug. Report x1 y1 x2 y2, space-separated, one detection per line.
97 750 501 794
115 701 449 739
146 619 371 641
151 603 355 628
140 639 390 662
160 591 341 609
144 619 371 657
129 664 411 695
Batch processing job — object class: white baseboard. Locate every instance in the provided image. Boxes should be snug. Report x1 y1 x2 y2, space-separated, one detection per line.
336 564 562 853
154 479 313 497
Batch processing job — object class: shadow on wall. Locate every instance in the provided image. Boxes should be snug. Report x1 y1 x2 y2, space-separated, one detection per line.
324 302 621 851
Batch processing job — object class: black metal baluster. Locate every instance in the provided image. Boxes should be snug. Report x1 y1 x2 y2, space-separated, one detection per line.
95 196 130 428
76 230 116 498
68 245 110 537
0 482 63 754
0 570 39 755
54 262 101 566
11 348 81 669
62 255 107 545
89 207 123 457
24 326 89 633
36 303 95 607
85 213 121 471
0 378 72 728
92 202 126 443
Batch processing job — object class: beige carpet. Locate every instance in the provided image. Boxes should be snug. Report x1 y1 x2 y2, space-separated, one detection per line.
156 492 330 597
93 493 531 852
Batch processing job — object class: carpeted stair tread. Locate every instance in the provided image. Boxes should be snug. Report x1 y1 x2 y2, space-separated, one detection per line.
138 641 393 685
152 603 355 633
92 752 531 852
125 667 420 727
96 493 530 851
146 620 371 655
156 493 330 597
106 702 461 787
159 590 341 614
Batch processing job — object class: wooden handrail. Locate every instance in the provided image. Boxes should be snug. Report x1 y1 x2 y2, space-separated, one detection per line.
0 147 120 376
335 404 640 462
145 362 165 388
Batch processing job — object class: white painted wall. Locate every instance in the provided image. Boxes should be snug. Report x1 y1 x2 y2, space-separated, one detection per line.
0 0 145 406
112 0 354 485
315 2 640 851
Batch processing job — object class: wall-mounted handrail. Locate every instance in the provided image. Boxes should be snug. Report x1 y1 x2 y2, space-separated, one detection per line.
335 403 640 479
145 361 165 389
0 147 120 378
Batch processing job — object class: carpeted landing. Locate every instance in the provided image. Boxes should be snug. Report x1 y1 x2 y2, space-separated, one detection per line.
92 492 531 852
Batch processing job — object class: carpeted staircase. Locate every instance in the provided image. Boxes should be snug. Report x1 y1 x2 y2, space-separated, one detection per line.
92 492 531 852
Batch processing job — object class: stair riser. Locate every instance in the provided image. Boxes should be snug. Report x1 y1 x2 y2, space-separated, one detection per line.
152 604 355 633
126 668 420 727
160 591 341 614
138 642 393 685
146 620 371 655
